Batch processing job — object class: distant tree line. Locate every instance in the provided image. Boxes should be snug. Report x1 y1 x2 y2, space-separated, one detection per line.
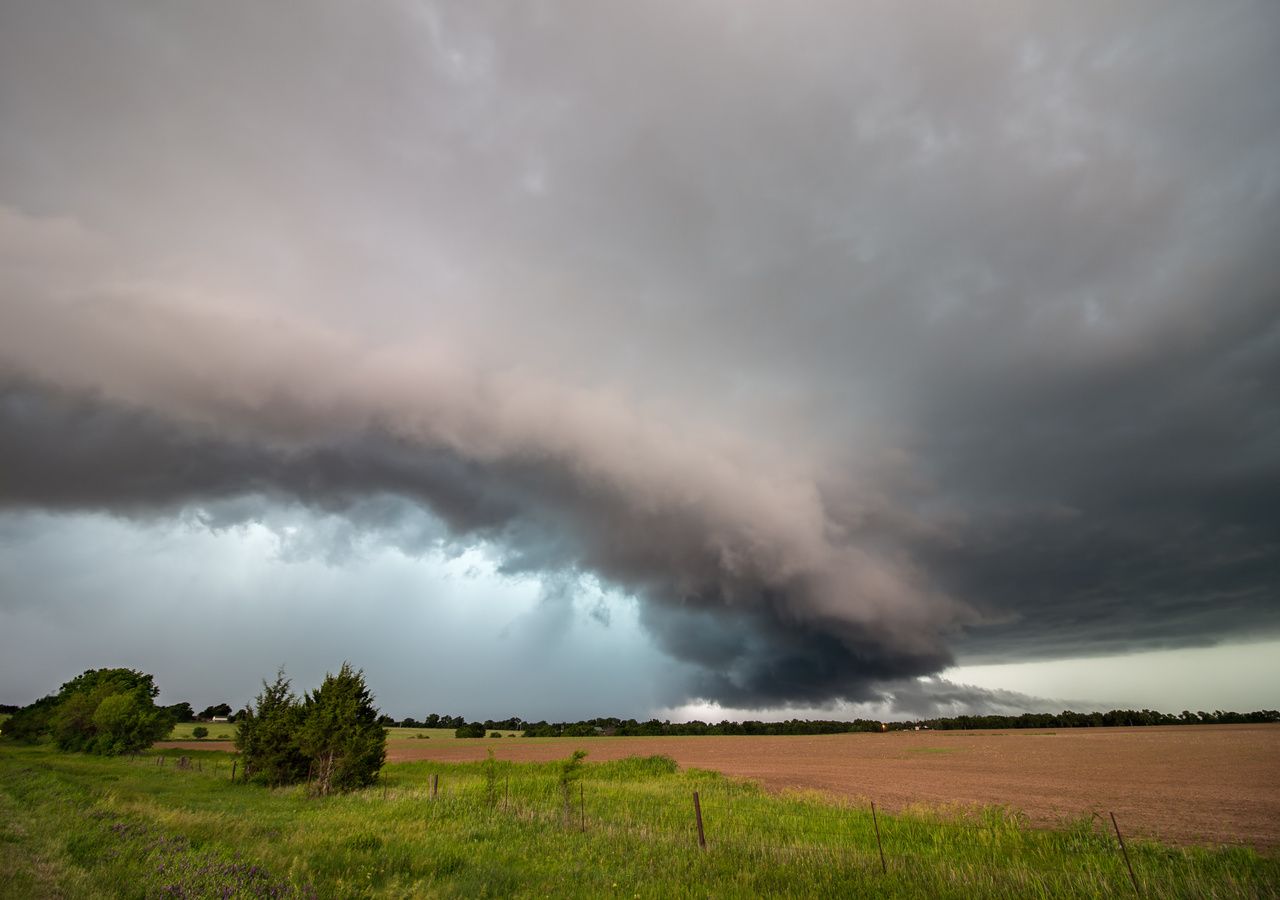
435 710 1280 737
447 717 886 737
393 714 470 729
897 709 1280 731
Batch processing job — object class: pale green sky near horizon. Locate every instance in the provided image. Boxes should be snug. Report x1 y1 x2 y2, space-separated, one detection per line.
945 641 1280 713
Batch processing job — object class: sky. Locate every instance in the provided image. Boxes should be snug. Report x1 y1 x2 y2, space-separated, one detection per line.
1 2 1278 721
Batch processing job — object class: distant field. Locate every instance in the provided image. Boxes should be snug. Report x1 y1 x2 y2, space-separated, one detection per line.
166 722 237 741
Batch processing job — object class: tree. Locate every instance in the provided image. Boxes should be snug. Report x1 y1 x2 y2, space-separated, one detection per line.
192 725 209 740
199 703 233 720
1 694 59 744
454 722 486 738
297 663 386 795
1 669 172 755
235 671 308 786
165 702 196 723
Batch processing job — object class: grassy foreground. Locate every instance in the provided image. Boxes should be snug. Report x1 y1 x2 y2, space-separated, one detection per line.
0 744 1275 899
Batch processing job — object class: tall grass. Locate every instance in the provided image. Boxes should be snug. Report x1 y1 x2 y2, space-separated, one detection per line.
0 743 1275 898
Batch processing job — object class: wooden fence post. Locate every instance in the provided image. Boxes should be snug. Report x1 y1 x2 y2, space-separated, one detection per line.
1110 812 1140 895
871 801 887 874
230 761 237 782
580 783 586 832
431 773 439 799
693 791 706 850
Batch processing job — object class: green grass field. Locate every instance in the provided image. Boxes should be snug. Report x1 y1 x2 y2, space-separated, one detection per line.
166 722 238 741
1 743 1275 898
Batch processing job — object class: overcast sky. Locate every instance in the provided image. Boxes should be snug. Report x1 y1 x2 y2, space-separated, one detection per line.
1 2 1277 720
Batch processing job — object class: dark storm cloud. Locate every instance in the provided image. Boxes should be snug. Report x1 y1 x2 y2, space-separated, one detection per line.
876 679 1078 720
1 2 1278 707
0 376 965 704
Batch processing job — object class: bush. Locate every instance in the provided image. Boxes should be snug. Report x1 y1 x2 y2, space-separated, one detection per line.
3 668 173 755
1 695 59 744
235 670 308 787
298 663 386 795
236 664 386 794
191 726 209 740
454 722 486 738
558 749 588 818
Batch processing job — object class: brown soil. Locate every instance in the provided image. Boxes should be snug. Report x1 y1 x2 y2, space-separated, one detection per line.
159 723 1280 849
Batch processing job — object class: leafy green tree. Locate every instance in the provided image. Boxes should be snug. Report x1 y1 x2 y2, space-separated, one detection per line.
235 670 308 786
454 722 486 738
87 690 172 755
199 703 233 720
192 725 209 739
165 702 196 723
298 663 386 795
0 669 174 754
0 694 59 744
40 669 173 755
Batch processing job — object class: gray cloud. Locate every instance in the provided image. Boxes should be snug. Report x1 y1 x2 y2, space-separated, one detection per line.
1 2 1278 709
0 371 962 706
878 679 1079 721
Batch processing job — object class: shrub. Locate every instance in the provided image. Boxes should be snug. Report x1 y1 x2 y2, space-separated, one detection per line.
454 722 486 739
191 726 209 740
235 670 308 787
558 749 588 817
236 664 387 794
298 663 386 795
3 668 173 755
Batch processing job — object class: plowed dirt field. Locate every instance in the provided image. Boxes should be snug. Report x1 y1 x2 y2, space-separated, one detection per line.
161 724 1279 849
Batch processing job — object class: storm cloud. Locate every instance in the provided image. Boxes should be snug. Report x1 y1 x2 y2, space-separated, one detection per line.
1 2 1278 709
